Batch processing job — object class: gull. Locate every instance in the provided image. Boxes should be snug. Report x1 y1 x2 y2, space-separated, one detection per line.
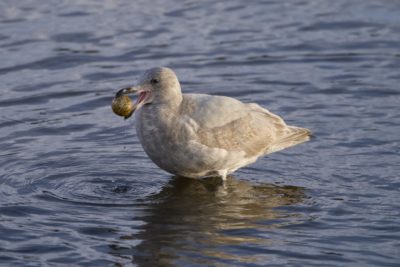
115 67 311 180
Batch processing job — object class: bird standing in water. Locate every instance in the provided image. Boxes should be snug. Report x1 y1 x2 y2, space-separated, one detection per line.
112 67 311 180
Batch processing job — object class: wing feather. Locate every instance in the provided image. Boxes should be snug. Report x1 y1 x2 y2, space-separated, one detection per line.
181 94 310 158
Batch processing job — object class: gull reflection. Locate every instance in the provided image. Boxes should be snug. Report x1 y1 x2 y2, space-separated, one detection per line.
115 176 305 266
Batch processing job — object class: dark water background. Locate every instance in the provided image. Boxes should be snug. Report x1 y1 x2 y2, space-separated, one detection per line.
1 0 400 266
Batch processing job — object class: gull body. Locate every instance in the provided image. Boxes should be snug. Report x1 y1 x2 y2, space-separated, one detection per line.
116 67 311 180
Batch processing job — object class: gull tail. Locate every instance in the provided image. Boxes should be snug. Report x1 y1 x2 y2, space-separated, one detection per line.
266 126 312 154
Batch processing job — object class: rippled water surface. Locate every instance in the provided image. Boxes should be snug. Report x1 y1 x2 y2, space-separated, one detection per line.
1 0 400 266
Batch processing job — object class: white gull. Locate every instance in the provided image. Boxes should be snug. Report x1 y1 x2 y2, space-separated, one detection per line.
115 67 311 180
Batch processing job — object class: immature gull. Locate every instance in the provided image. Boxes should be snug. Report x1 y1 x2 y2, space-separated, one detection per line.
114 67 311 180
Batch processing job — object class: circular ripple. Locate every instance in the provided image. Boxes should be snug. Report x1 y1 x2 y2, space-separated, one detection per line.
36 172 161 206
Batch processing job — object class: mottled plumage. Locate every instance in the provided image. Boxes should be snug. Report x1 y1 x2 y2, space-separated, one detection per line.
116 67 311 180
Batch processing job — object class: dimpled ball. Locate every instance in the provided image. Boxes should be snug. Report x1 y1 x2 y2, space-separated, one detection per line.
112 95 134 117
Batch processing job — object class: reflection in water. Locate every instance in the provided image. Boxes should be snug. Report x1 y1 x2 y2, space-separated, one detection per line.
111 176 305 266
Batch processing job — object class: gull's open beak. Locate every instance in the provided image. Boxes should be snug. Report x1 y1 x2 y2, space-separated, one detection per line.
115 86 151 119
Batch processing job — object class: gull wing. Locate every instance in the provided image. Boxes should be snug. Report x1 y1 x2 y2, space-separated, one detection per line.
181 94 311 157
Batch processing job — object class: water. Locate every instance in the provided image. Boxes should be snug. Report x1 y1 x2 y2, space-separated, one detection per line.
1 0 399 266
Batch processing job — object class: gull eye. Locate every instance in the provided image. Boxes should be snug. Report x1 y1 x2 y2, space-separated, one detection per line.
150 78 159 84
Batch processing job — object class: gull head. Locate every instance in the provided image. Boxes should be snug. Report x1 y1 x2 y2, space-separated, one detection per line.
114 67 182 119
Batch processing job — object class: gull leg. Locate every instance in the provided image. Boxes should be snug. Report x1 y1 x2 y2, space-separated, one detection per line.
212 170 227 194
218 170 228 190
218 170 228 181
